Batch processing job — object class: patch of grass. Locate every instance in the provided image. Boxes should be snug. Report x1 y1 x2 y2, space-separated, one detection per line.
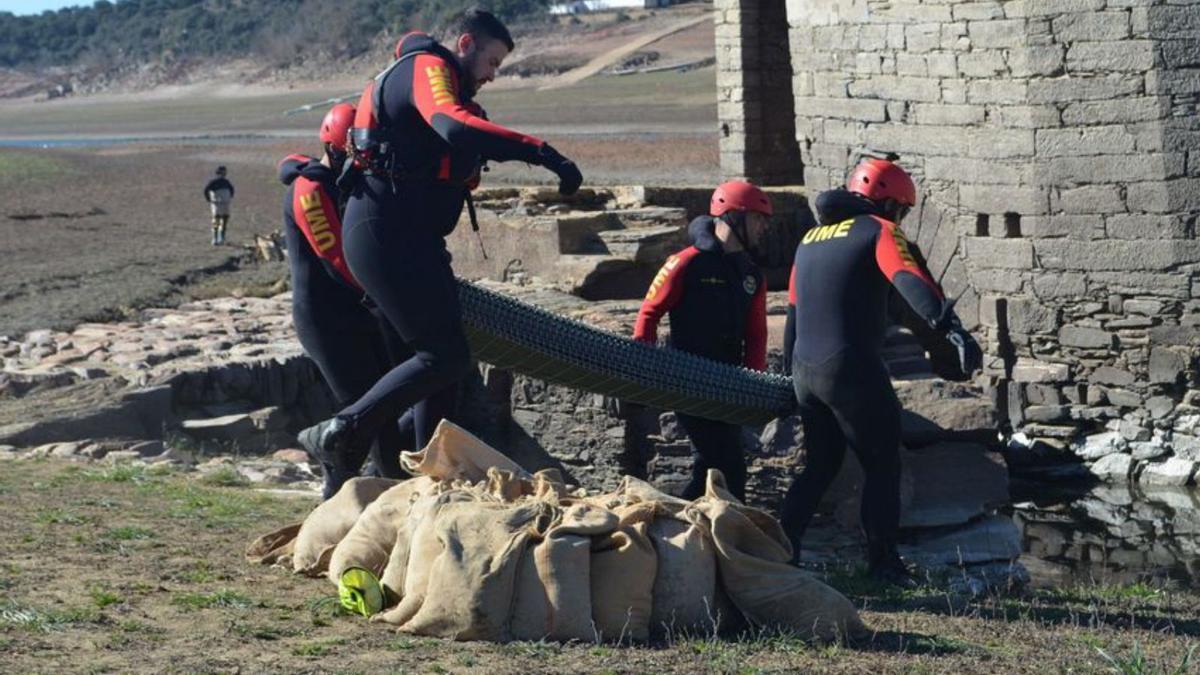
37 508 93 525
172 589 256 612
199 466 249 487
0 602 102 633
89 588 123 609
103 525 155 541
1096 642 1197 675
305 595 352 626
175 561 218 584
81 463 150 484
0 151 76 182
293 637 345 657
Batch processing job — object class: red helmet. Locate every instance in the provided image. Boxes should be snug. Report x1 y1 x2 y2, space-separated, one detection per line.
319 103 356 152
847 158 917 206
710 180 773 217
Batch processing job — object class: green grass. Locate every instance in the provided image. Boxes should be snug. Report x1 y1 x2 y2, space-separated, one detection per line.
89 588 123 609
0 602 102 633
0 150 76 182
36 508 93 525
292 637 346 657
103 526 155 541
171 589 257 612
1096 642 1197 675
199 466 249 488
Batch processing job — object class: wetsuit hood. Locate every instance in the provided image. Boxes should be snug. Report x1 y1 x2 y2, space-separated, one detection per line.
279 154 334 186
814 188 885 226
687 215 725 254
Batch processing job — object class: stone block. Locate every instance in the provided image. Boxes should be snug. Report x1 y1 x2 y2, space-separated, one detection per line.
1072 430 1127 461
953 2 1006 21
1008 46 1066 78
1012 358 1070 383
1131 441 1168 461
805 97 887 122
1008 297 1060 334
971 269 1025 293
1036 126 1137 158
1028 74 1144 103
965 237 1035 269
898 515 1022 566
928 53 958 77
1046 154 1180 184
991 105 1062 128
1091 366 1136 386
1025 405 1070 423
1052 11 1131 42
866 124 967 156
1126 179 1200 213
1024 215 1104 240
1107 214 1190 240
1161 39 1200 69
907 22 942 52
1058 185 1126 214
1149 347 1188 384
967 80 1030 104
1120 420 1151 442
1061 97 1170 125
967 129 1037 159
1026 383 1064 406
1139 458 1198 486
1090 453 1134 482
1124 299 1165 315
1105 388 1144 408
1060 325 1115 349
1008 0 1105 17
1066 40 1156 72
1173 434 1200 461
960 185 1046 213
848 76 942 102
969 19 1028 48
912 103 985 126
1035 240 1200 272
958 50 1008 77
1146 396 1175 420
925 157 1024 184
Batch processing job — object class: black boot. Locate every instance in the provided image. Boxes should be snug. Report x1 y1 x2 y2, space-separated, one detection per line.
867 541 919 590
298 417 369 500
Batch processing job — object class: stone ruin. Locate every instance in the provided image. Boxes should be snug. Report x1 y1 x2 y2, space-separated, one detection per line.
716 0 1200 485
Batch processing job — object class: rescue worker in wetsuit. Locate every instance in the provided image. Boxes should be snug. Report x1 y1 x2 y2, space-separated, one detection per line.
298 9 583 477
279 104 413 498
203 166 235 245
634 181 772 502
780 157 982 586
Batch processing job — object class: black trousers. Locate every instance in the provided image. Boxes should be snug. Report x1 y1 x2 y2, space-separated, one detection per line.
677 413 747 501
780 349 902 566
338 179 472 450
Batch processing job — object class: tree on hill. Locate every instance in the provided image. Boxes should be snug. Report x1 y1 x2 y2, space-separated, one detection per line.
0 0 551 68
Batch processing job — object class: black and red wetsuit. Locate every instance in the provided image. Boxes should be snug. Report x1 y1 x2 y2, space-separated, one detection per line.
780 189 947 567
634 216 767 500
335 32 549 453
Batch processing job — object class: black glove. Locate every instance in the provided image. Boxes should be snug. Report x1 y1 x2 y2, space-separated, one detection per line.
537 143 583 196
935 326 982 382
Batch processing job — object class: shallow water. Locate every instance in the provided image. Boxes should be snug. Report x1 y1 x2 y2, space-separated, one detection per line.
1011 480 1200 589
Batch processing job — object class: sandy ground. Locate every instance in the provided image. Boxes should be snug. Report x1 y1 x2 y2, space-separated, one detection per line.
0 458 1197 674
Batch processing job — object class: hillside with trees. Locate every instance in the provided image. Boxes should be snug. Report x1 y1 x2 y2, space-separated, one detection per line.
0 0 550 69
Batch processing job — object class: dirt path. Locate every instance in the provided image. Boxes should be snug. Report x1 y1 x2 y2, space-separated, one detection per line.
539 13 713 91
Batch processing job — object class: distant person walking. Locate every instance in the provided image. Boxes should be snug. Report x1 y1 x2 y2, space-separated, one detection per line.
203 166 235 245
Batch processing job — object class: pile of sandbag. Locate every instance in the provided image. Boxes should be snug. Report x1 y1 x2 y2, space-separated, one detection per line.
248 421 864 643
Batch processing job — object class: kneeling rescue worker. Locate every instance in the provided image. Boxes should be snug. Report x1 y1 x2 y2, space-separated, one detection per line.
279 104 415 497
634 181 772 502
299 9 583 475
780 156 982 587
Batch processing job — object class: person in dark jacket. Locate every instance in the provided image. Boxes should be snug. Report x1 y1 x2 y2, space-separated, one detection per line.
280 104 451 498
634 181 772 502
203 166 235 245
780 157 982 586
298 9 582 479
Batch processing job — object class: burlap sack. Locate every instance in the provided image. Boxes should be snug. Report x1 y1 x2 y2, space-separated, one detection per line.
245 522 300 567
590 521 656 643
510 503 618 642
327 476 438 583
377 499 549 641
377 490 475 610
402 420 528 483
292 477 399 576
647 515 720 637
689 472 865 641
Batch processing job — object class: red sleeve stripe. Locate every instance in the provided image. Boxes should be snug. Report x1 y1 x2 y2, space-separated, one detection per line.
743 277 768 371
293 178 360 290
633 247 698 343
872 216 943 299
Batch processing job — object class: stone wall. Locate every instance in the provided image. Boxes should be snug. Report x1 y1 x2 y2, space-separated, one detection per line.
717 0 1200 480
714 0 805 185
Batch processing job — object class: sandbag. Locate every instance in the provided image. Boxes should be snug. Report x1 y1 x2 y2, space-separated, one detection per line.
647 516 720 637
377 490 475 612
689 473 865 641
245 522 300 567
327 477 438 584
590 521 656 642
402 420 528 483
378 500 549 641
292 477 400 576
